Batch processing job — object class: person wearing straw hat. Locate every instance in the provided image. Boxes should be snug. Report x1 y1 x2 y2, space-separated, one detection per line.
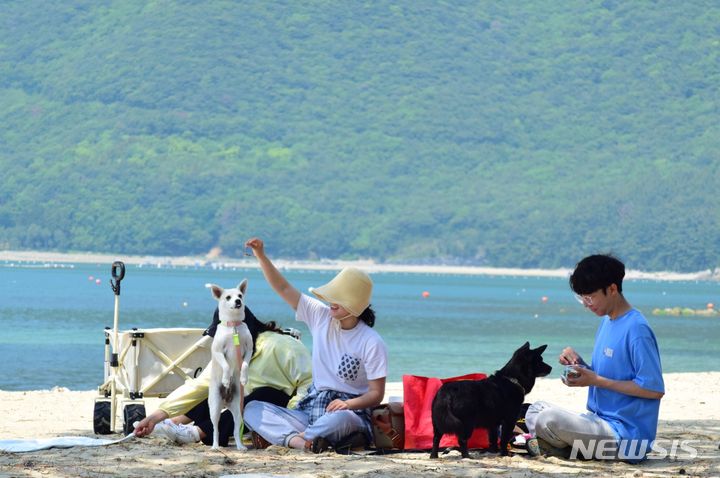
243 237 388 453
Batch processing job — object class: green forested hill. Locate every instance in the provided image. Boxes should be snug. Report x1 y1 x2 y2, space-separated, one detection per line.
1 1 719 272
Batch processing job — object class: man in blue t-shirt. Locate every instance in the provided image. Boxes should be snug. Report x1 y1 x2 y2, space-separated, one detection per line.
526 254 664 461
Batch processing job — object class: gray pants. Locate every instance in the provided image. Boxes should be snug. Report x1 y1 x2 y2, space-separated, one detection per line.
526 401 618 459
244 400 366 446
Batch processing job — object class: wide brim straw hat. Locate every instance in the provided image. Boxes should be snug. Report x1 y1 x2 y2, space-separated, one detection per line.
309 267 373 317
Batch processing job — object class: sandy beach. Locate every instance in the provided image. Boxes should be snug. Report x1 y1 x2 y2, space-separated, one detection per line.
1 373 718 477
2 249 717 281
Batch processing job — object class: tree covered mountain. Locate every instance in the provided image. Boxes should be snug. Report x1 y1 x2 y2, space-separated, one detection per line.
1 1 718 272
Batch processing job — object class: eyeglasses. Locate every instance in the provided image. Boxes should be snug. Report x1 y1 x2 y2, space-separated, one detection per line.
574 293 594 306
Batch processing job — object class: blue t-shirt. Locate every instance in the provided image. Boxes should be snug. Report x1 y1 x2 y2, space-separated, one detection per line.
587 308 664 459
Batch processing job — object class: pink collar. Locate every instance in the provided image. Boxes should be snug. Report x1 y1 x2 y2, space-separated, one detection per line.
222 320 244 327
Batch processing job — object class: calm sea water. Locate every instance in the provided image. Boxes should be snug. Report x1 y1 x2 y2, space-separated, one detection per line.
1 262 718 391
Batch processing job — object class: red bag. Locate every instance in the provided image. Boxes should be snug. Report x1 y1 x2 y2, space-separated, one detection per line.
402 373 490 450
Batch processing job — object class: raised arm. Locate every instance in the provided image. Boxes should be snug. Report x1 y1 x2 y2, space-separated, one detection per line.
245 237 301 310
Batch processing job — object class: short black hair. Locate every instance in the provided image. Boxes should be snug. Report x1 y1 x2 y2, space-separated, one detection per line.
569 254 625 295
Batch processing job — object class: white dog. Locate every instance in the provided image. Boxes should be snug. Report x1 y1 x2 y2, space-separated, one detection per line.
206 280 253 450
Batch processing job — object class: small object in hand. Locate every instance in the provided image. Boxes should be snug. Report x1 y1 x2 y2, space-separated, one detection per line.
562 365 581 380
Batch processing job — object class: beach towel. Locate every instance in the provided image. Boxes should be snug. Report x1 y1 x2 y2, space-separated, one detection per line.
0 432 135 453
402 373 490 450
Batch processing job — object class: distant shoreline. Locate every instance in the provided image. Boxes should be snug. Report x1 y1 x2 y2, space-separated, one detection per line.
1 249 716 282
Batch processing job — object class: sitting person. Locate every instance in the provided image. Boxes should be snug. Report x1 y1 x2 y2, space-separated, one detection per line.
525 254 664 461
134 306 312 447
243 237 388 453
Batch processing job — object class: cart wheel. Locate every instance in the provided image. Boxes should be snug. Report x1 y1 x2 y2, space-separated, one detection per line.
123 403 146 435
93 401 112 435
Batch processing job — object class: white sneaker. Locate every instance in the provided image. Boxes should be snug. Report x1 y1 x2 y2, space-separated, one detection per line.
154 419 200 444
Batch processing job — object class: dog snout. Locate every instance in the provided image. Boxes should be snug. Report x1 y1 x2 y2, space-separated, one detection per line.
234 298 243 308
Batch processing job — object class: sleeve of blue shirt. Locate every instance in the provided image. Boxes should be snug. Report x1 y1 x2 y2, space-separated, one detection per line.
630 326 664 393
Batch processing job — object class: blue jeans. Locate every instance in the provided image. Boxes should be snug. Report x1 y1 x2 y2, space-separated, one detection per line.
244 400 366 446
187 386 290 447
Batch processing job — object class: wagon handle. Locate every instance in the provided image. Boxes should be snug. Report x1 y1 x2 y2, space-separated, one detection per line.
110 261 125 296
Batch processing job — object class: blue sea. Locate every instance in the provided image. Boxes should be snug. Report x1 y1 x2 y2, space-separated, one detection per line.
1 261 718 391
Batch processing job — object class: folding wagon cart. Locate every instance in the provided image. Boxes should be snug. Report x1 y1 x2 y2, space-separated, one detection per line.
93 262 213 435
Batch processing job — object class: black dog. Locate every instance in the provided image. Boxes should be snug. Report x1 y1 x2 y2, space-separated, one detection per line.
430 342 552 458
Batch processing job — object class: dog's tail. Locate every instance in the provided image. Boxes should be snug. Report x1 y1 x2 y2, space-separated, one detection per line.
219 384 235 403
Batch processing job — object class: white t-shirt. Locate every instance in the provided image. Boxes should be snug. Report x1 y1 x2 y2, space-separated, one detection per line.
296 294 388 395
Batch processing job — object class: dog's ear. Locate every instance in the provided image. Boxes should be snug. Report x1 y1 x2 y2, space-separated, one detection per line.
533 344 548 355
238 279 248 295
520 341 530 351
206 283 223 300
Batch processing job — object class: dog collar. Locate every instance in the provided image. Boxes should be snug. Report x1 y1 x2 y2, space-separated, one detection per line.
503 376 526 395
221 320 244 327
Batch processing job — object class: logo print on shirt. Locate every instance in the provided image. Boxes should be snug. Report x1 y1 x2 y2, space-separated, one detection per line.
337 353 361 382
604 347 614 358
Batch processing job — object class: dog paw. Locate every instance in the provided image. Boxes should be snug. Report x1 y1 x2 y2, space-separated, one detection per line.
236 444 248 451
240 373 248 386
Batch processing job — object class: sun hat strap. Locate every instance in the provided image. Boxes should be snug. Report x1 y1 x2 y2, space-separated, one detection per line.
332 312 356 331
